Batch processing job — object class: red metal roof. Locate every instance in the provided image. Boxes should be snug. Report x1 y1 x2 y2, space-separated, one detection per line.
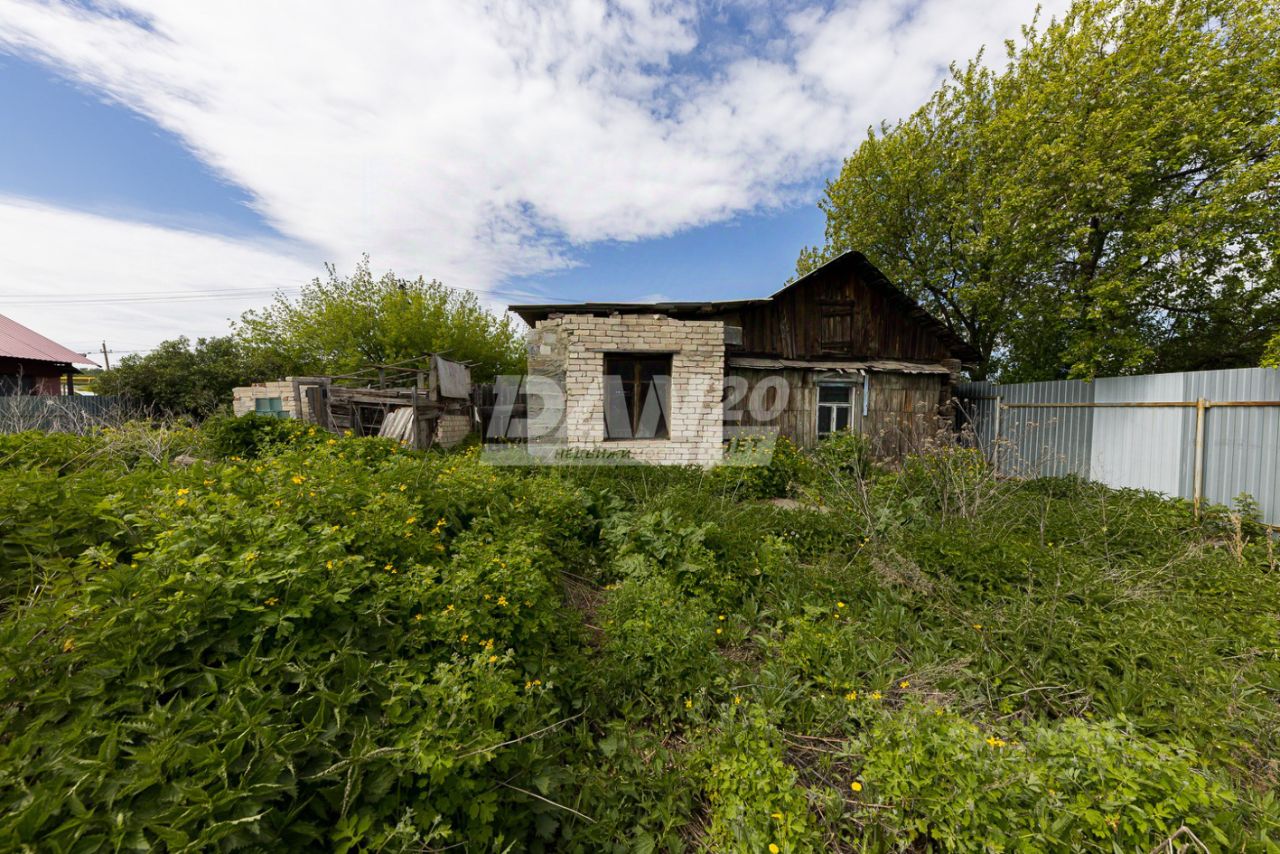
0 313 98 366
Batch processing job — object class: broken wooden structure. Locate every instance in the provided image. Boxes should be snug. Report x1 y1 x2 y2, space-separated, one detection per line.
232 354 474 450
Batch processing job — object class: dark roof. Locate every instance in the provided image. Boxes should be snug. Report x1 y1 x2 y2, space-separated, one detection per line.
509 251 980 363
0 313 98 367
509 298 765 325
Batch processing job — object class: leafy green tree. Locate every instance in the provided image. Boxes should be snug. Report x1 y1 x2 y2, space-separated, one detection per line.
802 0 1280 380
1262 332 1280 368
95 336 285 417
235 257 524 383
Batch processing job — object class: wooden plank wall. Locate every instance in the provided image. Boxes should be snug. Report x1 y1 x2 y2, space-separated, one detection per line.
732 264 952 362
725 366 944 455
863 372 946 458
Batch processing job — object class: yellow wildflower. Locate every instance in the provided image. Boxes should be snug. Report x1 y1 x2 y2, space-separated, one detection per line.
899 680 910 689
497 596 508 606
986 736 1007 748
685 698 693 709
291 475 305 485
836 601 845 609
176 487 190 496
487 655 498 663
733 695 742 705
850 781 862 793
62 638 76 652
769 845 780 854
265 597 279 606
844 691 858 701
870 691 882 701
405 516 417 525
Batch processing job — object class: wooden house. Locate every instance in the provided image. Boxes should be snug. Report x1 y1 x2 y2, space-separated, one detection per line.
508 251 978 463
0 313 97 395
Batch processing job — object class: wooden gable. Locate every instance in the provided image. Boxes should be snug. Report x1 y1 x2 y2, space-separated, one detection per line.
730 252 967 363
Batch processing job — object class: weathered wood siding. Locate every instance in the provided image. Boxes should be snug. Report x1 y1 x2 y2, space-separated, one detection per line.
730 258 954 362
862 372 947 458
725 366 945 454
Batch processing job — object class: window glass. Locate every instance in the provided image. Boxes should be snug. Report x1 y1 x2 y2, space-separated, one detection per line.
817 383 855 438
604 354 672 440
254 397 289 418
817 407 832 435
818 385 853 404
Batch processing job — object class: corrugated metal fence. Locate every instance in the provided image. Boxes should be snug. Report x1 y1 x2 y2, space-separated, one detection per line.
956 368 1280 526
0 395 125 433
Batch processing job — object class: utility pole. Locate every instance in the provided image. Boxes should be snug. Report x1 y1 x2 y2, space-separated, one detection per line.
101 341 111 370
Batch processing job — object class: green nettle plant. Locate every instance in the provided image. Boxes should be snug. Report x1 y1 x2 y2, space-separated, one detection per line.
0 419 1277 851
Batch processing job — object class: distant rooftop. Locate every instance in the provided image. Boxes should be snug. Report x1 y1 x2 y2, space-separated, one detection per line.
0 313 98 366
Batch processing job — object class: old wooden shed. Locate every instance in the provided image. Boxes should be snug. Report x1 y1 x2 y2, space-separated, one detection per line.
508 251 979 462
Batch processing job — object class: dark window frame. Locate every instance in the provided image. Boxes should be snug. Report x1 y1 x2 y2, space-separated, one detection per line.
603 352 672 441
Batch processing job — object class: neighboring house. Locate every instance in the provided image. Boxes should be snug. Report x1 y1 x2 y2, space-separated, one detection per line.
508 251 980 465
0 313 98 395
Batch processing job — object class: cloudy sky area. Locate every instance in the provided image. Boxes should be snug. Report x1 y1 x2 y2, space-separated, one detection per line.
0 0 1065 360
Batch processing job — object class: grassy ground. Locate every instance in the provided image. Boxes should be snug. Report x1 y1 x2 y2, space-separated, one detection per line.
1 420 1277 852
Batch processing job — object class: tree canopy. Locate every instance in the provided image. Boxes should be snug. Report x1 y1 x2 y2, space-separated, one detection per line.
234 258 525 384
99 259 526 416
95 336 286 418
800 0 1280 380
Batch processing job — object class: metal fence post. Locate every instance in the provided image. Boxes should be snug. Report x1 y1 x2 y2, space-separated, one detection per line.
991 395 1002 473
1193 397 1207 518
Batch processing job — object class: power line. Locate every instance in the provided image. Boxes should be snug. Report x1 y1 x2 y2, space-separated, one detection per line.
4 280 562 306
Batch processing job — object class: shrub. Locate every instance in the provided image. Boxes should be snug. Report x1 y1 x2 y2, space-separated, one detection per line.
701 707 821 853
845 703 1242 851
201 413 321 458
596 576 721 712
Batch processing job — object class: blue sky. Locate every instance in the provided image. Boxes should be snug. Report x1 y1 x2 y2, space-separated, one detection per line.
0 0 1061 356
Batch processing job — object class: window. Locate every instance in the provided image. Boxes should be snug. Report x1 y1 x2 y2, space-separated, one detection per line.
254 397 289 418
603 353 671 440
817 384 855 437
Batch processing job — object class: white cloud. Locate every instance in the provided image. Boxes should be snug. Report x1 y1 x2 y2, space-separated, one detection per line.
0 0 1070 350
0 196 315 357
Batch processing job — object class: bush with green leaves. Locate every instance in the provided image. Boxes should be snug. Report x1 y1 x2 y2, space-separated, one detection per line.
2 425 1278 850
845 703 1242 851
596 575 721 712
701 707 821 853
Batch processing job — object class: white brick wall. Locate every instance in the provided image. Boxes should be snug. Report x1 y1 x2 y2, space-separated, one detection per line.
231 378 312 420
434 413 472 448
527 314 724 466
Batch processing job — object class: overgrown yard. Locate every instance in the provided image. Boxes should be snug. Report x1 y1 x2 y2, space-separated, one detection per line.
1 421 1277 852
